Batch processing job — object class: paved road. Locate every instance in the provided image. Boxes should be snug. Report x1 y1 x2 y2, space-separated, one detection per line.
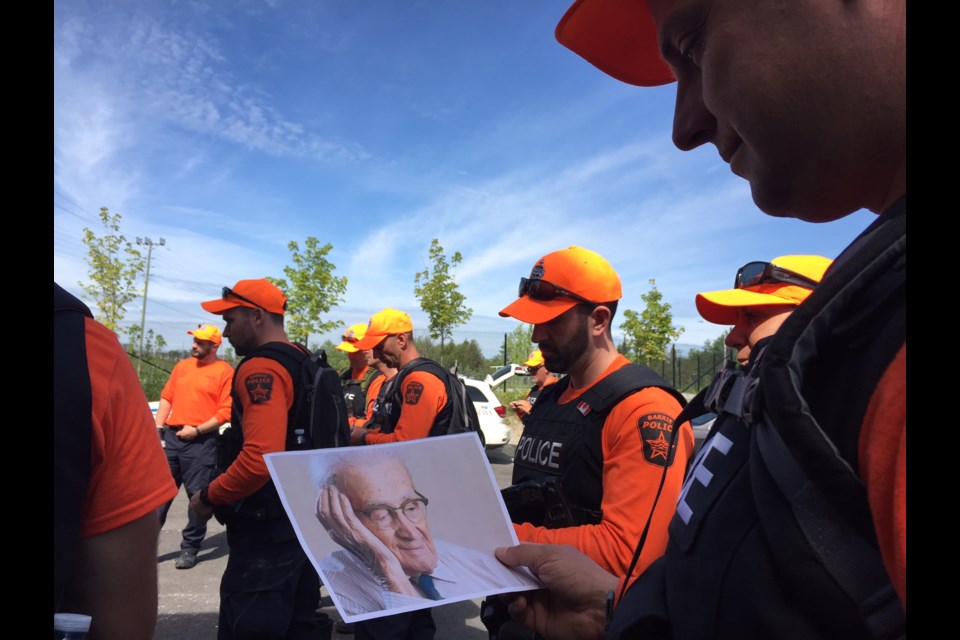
155 442 519 639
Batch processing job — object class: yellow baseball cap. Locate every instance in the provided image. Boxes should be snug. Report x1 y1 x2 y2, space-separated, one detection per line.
188 324 222 346
336 323 368 353
522 349 545 368
352 308 414 350
696 255 833 325
499 246 622 324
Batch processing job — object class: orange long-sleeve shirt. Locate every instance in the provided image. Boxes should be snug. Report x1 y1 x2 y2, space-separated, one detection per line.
859 344 906 608
364 370 447 444
159 357 234 426
82 318 178 536
357 372 390 428
514 355 692 576
207 354 295 505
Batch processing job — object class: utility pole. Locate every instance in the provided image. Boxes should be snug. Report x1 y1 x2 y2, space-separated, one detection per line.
135 237 165 375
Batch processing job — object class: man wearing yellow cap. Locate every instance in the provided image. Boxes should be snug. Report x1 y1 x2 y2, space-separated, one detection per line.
498 246 690 579
494 0 905 636
347 307 464 639
335 323 382 428
155 323 234 570
188 279 333 640
508 349 559 423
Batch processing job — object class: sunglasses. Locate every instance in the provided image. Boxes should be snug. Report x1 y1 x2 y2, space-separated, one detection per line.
734 262 820 291
222 286 267 311
518 277 592 304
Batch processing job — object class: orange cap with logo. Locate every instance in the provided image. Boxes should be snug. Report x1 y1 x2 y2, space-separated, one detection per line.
200 279 287 316
555 0 674 87
696 255 833 325
499 246 622 325
522 349 545 368
188 324 222 346
352 308 415 350
336 323 369 353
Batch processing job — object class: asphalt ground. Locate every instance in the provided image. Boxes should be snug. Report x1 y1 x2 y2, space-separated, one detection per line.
155 439 520 640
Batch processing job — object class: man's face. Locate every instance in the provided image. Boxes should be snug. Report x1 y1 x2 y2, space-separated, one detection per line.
373 335 401 369
191 338 216 360
341 459 438 576
347 350 367 370
532 365 550 387
647 0 904 220
725 304 795 366
532 306 591 375
221 307 256 356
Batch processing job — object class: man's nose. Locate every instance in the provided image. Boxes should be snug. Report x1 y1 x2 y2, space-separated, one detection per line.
672 76 716 152
391 512 420 538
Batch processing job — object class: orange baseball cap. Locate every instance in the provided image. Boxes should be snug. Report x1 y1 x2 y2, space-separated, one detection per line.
336 323 369 353
696 255 833 325
352 308 414 350
522 349 545 368
188 324 222 346
200 279 288 315
555 0 674 87
499 246 622 324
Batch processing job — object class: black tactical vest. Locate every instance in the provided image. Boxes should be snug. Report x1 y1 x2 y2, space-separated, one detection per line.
511 364 685 527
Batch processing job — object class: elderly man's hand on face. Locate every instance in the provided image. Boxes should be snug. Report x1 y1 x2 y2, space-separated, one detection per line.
316 484 421 598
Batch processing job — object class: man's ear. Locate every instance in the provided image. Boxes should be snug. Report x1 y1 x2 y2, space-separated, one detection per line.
396 332 409 350
590 305 613 335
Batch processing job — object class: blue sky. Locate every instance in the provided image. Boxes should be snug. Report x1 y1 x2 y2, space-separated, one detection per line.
54 0 877 358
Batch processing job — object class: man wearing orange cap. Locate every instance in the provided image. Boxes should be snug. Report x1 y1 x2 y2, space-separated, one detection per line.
498 246 690 579
188 279 331 640
508 349 559 423
336 323 382 428
155 323 234 570
494 1 905 637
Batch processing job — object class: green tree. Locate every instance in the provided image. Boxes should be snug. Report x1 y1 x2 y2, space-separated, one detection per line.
268 237 348 346
620 279 684 363
79 207 144 332
492 323 535 367
413 238 473 365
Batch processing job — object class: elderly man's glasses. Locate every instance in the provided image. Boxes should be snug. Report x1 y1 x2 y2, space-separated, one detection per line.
734 262 820 291
358 491 429 529
518 277 592 304
222 286 266 311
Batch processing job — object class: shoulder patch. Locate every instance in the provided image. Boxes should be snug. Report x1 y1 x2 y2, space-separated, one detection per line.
404 380 425 405
637 412 679 467
245 372 274 404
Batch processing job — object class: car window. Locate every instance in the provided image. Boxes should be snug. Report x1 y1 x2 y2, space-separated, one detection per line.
466 386 488 403
691 412 718 426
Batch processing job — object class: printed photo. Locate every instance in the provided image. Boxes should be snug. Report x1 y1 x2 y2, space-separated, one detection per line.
265 433 540 622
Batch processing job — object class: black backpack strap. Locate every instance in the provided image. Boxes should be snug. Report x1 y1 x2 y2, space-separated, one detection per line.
577 363 687 415
756 197 906 638
53 283 94 613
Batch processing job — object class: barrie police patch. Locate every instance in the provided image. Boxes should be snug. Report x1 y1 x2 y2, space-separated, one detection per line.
404 381 424 405
637 412 678 467
245 372 274 404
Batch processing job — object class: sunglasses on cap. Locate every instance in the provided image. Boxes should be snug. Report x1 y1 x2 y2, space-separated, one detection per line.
222 286 267 311
734 262 820 291
518 277 592 304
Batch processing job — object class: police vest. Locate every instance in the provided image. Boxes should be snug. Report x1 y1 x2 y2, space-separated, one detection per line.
340 366 381 419
511 364 685 527
377 358 453 436
610 198 906 640
214 341 311 523
527 383 546 406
